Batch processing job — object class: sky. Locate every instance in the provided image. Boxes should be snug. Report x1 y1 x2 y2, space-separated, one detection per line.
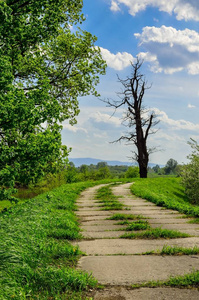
62 0 199 166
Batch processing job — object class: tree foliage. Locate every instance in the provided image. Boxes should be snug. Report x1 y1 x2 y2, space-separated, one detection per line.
181 139 199 204
0 0 106 200
164 158 178 175
125 166 139 178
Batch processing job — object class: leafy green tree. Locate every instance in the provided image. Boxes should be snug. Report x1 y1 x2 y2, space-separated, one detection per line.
97 162 108 169
95 166 111 180
181 139 199 204
125 166 139 178
65 162 78 183
0 0 106 200
152 165 160 174
164 159 178 175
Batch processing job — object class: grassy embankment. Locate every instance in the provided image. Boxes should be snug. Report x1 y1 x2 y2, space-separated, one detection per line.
1 180 123 300
131 177 199 218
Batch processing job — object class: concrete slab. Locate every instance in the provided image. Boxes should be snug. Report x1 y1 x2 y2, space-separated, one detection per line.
78 255 199 285
149 218 195 224
155 223 199 229
92 287 199 300
77 202 100 207
76 211 111 216
81 224 124 231
125 210 184 215
77 207 101 211
79 216 108 221
82 231 123 239
80 220 121 226
121 201 157 206
73 237 199 255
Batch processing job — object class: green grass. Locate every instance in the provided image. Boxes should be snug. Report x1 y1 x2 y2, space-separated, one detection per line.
188 218 199 224
107 213 145 220
96 185 124 210
132 270 199 289
0 181 100 300
131 178 199 217
143 245 199 255
159 245 199 255
120 227 190 239
124 220 150 231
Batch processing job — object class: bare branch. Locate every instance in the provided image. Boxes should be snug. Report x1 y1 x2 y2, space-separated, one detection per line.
101 57 160 178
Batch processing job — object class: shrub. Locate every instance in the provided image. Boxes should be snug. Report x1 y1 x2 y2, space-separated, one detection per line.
125 166 139 178
181 139 199 204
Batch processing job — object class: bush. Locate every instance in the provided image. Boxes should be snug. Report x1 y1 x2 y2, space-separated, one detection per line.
125 166 139 178
181 139 199 204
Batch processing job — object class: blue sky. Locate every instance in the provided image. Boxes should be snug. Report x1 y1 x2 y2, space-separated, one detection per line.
62 0 199 165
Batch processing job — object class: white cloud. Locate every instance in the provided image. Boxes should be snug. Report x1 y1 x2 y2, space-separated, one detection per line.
154 108 199 131
110 0 199 21
188 104 196 109
135 26 199 74
62 124 88 134
110 0 121 12
99 47 134 70
89 111 121 128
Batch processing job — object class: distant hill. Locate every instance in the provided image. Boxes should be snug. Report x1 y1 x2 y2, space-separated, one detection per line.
69 157 163 168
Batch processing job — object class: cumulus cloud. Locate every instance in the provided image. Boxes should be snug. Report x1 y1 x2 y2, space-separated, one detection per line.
154 108 199 131
89 111 121 130
62 124 88 134
110 0 199 21
135 26 199 74
99 47 134 70
110 0 121 12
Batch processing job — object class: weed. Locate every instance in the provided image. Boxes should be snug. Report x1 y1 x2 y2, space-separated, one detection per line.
124 220 150 231
120 227 190 239
132 270 199 289
107 213 145 220
142 245 199 255
160 245 199 255
116 220 130 225
188 218 199 224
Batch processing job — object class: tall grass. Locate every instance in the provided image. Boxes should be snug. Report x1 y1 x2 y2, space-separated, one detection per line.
131 178 199 217
0 182 99 299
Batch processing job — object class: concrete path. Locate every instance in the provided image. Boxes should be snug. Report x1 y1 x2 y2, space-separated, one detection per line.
74 183 199 299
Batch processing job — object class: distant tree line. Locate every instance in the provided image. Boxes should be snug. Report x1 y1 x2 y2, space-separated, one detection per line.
64 158 181 183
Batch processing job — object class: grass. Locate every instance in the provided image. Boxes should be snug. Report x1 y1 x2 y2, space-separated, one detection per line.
96 185 124 210
131 177 199 218
0 181 100 300
124 220 150 231
188 218 199 224
120 227 190 239
107 213 145 220
143 245 199 255
132 270 199 289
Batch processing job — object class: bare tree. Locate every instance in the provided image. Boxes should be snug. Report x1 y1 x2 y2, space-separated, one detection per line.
106 58 159 178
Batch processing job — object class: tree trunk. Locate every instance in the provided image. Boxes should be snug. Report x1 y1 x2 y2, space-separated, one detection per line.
139 163 148 178
136 114 148 178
